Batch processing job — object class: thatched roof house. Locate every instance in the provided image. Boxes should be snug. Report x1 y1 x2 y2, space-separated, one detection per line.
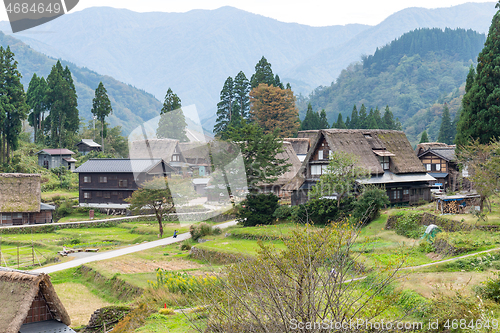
290 130 435 205
282 138 310 162
0 174 40 213
129 139 189 172
0 267 74 333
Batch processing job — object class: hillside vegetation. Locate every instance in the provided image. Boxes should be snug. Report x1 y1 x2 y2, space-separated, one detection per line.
302 28 485 144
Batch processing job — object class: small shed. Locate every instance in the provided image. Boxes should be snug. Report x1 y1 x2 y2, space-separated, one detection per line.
0 267 74 333
76 139 102 155
435 194 481 214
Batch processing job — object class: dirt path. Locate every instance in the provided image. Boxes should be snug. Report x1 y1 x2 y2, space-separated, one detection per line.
31 220 238 274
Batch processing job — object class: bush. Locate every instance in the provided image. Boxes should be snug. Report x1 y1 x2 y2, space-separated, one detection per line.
272 205 293 220
394 212 425 239
292 197 355 225
237 193 279 227
353 186 390 224
212 227 222 235
158 308 175 315
181 240 192 251
54 198 74 219
190 222 212 241
475 272 500 303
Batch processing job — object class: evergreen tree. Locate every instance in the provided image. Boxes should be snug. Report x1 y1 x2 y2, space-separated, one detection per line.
437 104 454 144
419 130 429 143
274 74 284 89
214 77 236 138
27 74 48 143
249 83 300 137
300 103 320 130
456 4 500 145
373 107 382 129
335 113 346 129
250 56 275 89
91 82 113 153
156 88 188 142
350 105 359 129
345 116 351 129
45 60 79 148
358 104 368 129
319 109 329 129
233 71 250 120
0 46 28 163
367 108 378 129
285 83 292 90
382 106 396 130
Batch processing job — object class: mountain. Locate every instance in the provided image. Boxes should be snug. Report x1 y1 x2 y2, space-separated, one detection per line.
302 28 486 145
0 32 162 134
0 3 496 132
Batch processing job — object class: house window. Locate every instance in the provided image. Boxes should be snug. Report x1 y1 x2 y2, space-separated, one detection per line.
96 192 102 197
426 164 431 171
118 192 123 199
172 155 179 162
318 150 324 160
2 213 11 220
392 190 401 200
403 189 409 195
83 192 91 199
119 179 128 187
104 192 111 199
435 164 441 171
379 156 390 170
311 165 322 176
99 176 107 183
112 191 118 196
84 176 91 183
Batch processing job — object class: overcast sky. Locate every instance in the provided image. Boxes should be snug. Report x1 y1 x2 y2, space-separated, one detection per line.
0 0 493 26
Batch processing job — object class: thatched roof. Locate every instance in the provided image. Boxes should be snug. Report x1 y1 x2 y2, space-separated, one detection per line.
0 267 71 333
418 147 457 162
415 142 454 155
275 142 302 186
283 138 310 155
128 139 186 163
0 174 41 213
287 129 426 191
178 142 210 163
297 130 320 142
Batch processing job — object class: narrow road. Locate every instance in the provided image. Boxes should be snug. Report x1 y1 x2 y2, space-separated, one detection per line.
32 220 238 274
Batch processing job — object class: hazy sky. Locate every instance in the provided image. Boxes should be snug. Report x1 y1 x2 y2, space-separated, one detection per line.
0 0 493 26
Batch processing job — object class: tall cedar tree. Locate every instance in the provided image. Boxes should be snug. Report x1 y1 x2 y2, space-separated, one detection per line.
319 109 329 129
456 3 500 145
214 77 236 139
224 121 290 190
0 46 28 163
437 104 454 144
334 113 346 129
367 108 379 129
250 56 275 89
250 83 300 138
233 71 250 120
382 106 396 130
27 74 48 144
349 105 359 129
274 74 284 89
358 104 368 129
156 88 188 142
45 61 79 148
373 107 382 128
301 103 320 130
91 82 113 153
420 130 429 143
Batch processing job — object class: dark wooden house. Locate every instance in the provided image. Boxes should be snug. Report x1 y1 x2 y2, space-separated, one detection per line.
76 139 102 155
417 146 459 191
0 267 75 333
289 130 435 206
74 158 175 206
0 174 54 226
36 149 76 171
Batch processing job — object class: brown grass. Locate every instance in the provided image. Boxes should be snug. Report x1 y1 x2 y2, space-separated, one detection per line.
54 282 112 327
89 257 202 275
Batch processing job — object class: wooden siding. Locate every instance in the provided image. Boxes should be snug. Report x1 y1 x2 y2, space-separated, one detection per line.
23 290 53 324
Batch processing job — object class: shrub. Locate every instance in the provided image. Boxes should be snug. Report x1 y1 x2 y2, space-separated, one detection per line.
272 205 293 220
475 272 500 303
190 222 212 241
394 212 425 239
353 186 390 224
148 268 217 294
181 240 192 251
158 308 175 315
212 226 222 235
237 193 279 227
292 197 354 225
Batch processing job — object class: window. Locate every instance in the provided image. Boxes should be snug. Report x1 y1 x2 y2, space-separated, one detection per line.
99 176 107 183
311 165 322 176
83 176 91 183
403 189 409 195
15 213 22 218
96 192 102 197
318 150 324 160
118 192 123 199
379 156 390 170
172 155 179 162
112 191 118 196
119 179 128 187
426 164 431 171
392 190 401 200
104 192 111 198
83 192 91 199
435 164 441 171
2 213 11 220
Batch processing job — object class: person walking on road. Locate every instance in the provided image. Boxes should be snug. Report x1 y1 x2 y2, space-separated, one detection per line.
173 230 178 238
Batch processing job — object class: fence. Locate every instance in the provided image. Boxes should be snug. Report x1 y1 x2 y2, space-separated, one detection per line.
0 241 44 269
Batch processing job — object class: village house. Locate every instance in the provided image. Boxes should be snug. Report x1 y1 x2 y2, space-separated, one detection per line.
416 143 460 191
0 267 75 333
283 137 310 162
178 142 212 176
128 139 191 174
36 148 76 171
75 139 102 155
0 174 54 225
289 129 435 206
74 158 175 207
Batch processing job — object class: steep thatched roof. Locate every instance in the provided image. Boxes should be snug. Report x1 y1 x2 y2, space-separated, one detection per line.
297 130 320 142
129 139 185 163
415 142 455 155
0 267 71 333
287 129 426 191
178 142 210 163
256 142 302 187
0 174 41 213
283 138 310 155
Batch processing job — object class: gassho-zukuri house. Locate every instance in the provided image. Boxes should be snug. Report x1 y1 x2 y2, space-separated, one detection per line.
288 129 436 206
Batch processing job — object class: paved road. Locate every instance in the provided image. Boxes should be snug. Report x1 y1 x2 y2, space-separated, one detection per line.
32 220 238 274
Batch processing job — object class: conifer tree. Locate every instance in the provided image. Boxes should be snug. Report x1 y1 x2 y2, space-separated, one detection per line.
382 106 396 130
345 116 351 129
274 74 284 89
419 130 429 143
27 74 48 143
319 109 329 129
233 71 250 120
300 103 320 130
367 108 378 129
335 113 346 129
156 88 188 142
437 104 454 144
250 56 275 89
214 77 236 138
350 105 359 129
91 82 113 152
373 107 382 129
456 4 500 144
358 104 368 129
